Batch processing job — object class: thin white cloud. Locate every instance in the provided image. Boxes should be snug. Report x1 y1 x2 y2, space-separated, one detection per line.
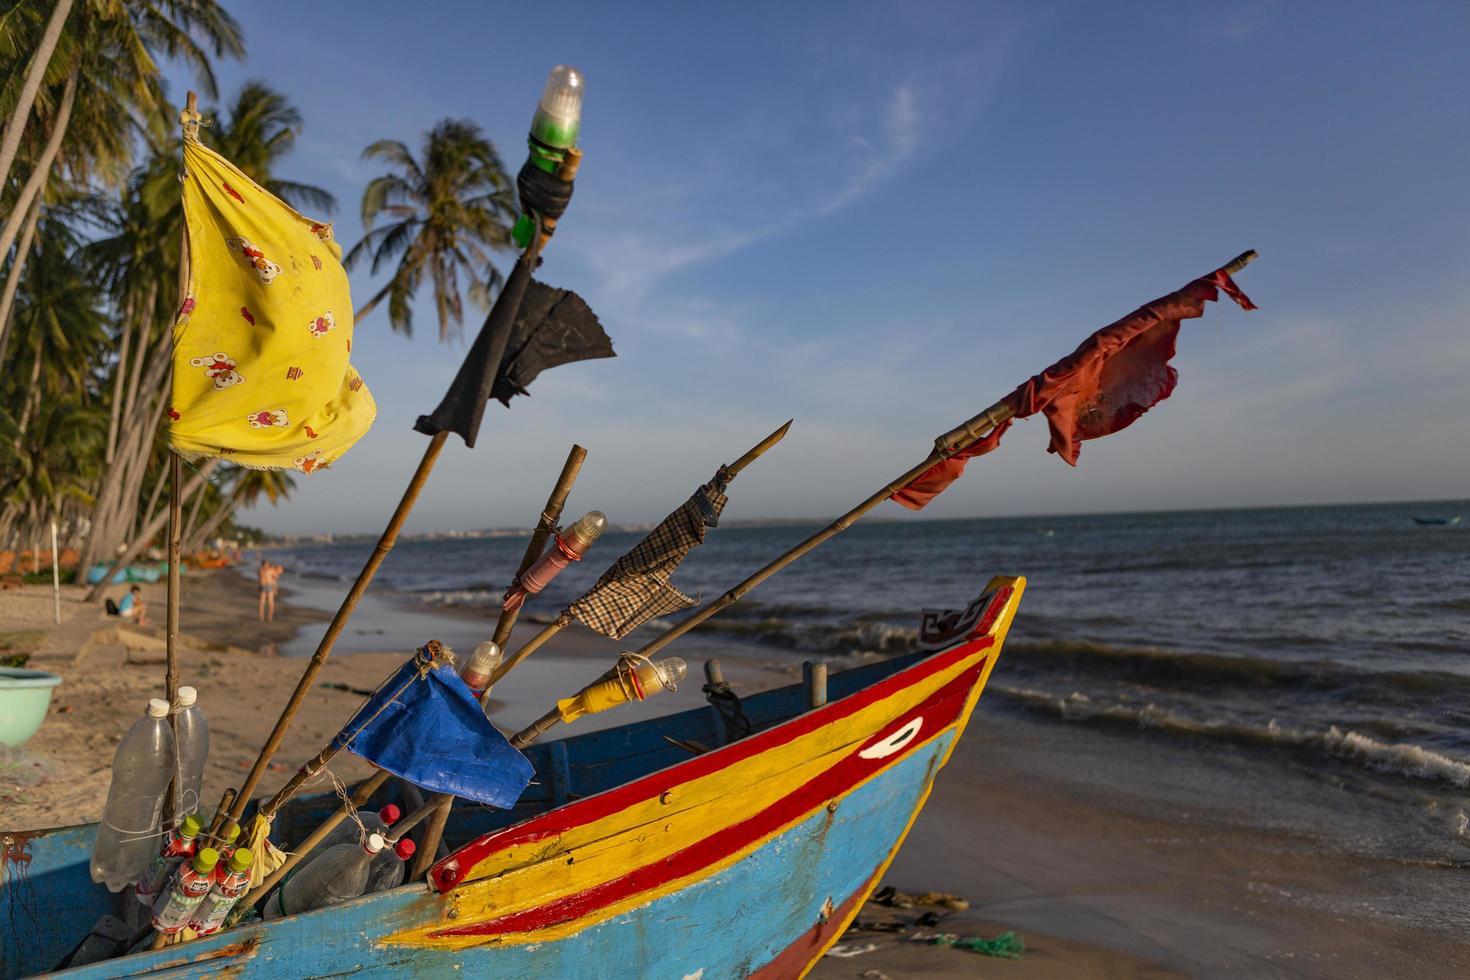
568 47 1013 319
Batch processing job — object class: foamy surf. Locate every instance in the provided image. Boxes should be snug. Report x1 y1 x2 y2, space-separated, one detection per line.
993 684 1470 788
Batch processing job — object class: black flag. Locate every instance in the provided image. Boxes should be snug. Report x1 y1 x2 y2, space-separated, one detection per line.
414 260 614 448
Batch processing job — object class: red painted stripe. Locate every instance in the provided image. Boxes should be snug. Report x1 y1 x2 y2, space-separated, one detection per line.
431 666 980 938
433 632 994 891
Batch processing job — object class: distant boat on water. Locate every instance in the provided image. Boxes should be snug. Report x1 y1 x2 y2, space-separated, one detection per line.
1412 515 1462 526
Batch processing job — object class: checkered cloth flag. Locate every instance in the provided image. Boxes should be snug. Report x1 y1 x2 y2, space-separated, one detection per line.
568 474 729 639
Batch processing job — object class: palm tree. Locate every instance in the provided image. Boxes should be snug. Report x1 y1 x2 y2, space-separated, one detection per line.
0 0 244 261
346 119 518 342
206 81 336 214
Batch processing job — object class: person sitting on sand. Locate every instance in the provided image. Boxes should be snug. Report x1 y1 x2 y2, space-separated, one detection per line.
117 585 148 625
258 559 282 622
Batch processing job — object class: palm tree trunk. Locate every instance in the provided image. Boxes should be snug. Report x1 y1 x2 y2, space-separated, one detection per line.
138 455 169 543
181 471 209 545
0 0 74 191
0 191 41 371
183 488 240 556
0 58 77 268
120 282 159 427
82 298 170 568
105 297 136 464
14 342 44 449
83 459 218 602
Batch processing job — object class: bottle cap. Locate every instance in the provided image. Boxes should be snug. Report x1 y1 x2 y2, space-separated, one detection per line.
180 814 204 839
364 833 386 855
193 847 220 874
222 822 240 845
146 698 170 719
379 804 401 825
395 839 416 860
175 686 198 707
228 847 254 873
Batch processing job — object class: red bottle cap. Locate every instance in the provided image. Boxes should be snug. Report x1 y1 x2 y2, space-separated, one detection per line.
395 838 416 860
379 803 401 825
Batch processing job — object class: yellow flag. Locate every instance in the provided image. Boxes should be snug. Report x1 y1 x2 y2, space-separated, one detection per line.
169 137 375 472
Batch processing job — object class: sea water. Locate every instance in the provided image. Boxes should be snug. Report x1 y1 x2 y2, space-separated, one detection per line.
265 500 1470 867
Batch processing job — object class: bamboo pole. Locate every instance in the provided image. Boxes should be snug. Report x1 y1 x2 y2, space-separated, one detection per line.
633 407 1014 662
484 419 794 690
225 433 446 825
205 788 237 840
489 444 588 655
162 455 183 827
244 769 391 905
49 520 59 625
226 227 553 827
629 251 1260 662
407 445 589 881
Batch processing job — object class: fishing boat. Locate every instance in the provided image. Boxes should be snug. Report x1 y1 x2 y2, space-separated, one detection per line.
1411 515 1461 526
1 578 1023 978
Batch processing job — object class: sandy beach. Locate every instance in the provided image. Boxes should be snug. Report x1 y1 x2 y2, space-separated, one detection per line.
5 569 1466 978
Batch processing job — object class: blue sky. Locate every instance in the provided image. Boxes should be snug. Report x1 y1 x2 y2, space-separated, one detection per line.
165 1 1469 535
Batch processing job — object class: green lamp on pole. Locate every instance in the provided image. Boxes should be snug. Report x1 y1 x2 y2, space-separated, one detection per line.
512 65 585 249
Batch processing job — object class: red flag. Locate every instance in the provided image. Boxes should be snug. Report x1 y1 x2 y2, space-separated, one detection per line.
891 419 1011 509
891 266 1255 510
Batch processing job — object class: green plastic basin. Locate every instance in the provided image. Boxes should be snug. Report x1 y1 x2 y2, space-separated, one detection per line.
0 667 63 747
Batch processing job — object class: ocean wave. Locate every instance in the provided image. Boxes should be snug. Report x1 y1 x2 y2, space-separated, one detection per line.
409 588 499 609
684 615 919 659
1002 639 1470 701
992 684 1470 788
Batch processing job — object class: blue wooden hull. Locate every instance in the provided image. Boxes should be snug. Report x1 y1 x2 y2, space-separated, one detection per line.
5 735 950 979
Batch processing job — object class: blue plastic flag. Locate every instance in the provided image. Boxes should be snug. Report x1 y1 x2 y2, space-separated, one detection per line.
331 648 534 808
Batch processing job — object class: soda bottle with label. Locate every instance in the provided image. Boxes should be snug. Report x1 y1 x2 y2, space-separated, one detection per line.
151 847 219 934
134 813 203 903
190 847 254 937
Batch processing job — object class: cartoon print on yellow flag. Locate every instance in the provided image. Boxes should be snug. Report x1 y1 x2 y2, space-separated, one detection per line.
169 135 375 472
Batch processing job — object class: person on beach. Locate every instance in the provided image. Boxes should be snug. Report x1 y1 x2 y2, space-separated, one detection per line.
117 586 148 625
258 559 282 622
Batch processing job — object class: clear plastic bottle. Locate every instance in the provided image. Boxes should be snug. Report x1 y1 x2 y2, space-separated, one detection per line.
151 847 219 934
173 686 209 815
262 833 384 920
318 804 400 851
134 812 203 903
190 846 254 937
367 838 416 893
90 699 178 892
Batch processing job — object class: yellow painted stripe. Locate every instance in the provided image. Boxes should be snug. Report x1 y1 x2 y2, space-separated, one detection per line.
384 578 1024 951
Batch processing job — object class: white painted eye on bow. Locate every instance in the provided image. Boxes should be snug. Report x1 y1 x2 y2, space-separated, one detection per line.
859 717 923 760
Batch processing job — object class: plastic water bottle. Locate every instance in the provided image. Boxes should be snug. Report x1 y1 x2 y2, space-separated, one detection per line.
190 846 254 937
367 838 416 893
173 686 209 815
318 803 400 851
151 847 219 934
262 834 384 919
134 812 203 903
91 699 177 892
